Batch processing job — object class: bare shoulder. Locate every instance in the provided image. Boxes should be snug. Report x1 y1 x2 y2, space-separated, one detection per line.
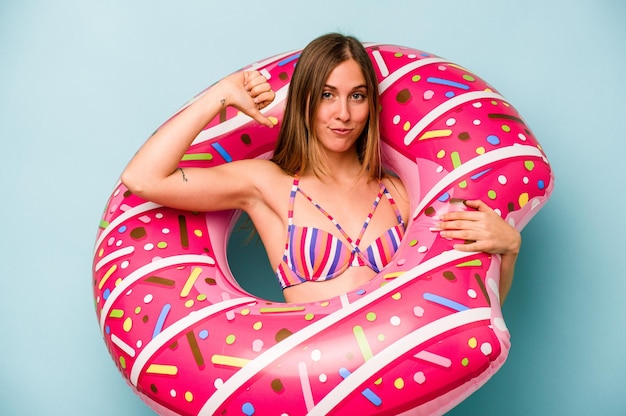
383 174 410 221
383 174 409 201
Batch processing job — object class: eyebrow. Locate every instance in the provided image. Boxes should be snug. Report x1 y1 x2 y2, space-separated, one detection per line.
323 84 368 91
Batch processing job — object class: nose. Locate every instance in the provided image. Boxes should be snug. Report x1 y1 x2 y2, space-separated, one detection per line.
335 99 351 122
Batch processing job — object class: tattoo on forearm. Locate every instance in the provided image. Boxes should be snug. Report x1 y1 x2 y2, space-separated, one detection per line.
220 98 226 107
179 167 188 182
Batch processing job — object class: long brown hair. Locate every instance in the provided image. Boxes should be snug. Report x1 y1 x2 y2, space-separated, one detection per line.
271 33 382 181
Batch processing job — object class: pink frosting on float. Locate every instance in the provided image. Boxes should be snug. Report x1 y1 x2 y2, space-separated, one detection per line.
92 44 553 416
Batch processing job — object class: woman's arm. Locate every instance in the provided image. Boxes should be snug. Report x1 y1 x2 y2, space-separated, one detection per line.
435 200 521 305
121 70 275 212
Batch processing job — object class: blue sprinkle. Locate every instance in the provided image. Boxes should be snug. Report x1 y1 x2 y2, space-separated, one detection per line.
471 168 492 181
152 304 171 339
198 329 209 340
362 387 383 406
103 288 111 300
426 77 470 90
355 289 366 295
423 292 470 311
242 402 255 416
211 142 233 163
105 326 110 335
486 135 500 145
118 225 127 233
278 53 300 67
445 91 455 98
438 192 450 202
538 179 545 190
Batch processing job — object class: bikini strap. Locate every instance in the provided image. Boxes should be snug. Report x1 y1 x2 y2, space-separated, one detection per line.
381 183 406 229
295 181 387 253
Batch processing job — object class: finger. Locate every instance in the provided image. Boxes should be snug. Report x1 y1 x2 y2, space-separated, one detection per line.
452 241 482 253
464 199 494 213
247 107 275 128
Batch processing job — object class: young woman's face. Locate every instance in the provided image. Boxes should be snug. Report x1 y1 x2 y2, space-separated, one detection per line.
313 59 370 156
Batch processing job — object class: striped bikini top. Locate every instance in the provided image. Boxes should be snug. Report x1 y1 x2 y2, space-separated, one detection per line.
276 175 406 290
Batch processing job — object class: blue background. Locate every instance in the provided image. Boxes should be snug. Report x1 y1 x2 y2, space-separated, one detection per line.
1 1 624 414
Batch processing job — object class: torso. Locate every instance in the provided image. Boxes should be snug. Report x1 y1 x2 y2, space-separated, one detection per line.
245 160 409 303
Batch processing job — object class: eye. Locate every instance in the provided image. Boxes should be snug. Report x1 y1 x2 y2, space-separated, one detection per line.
321 91 333 100
351 92 366 102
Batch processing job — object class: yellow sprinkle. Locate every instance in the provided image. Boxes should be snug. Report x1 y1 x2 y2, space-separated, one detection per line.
374 377 383 385
519 192 529 208
459 180 468 189
240 308 250 316
383 271 404 280
114 277 122 287
146 364 178 376
123 317 133 332
134 307 141 314
392 292 402 300
377 334 385 342
418 129 452 141
320 301 330 307
184 299 194 308
180 267 202 298
260 306 305 313
211 354 250 368
225 334 236 345
436 149 446 159
194 229 203 237
98 248 104 258
394 378 405 389
476 146 486 155
98 264 117 290
403 121 411 131
185 391 193 402
468 337 478 348
253 321 263 330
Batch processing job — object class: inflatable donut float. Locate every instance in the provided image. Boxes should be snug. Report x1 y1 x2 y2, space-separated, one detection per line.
93 43 553 415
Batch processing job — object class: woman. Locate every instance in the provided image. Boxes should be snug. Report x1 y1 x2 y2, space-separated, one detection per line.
122 33 521 304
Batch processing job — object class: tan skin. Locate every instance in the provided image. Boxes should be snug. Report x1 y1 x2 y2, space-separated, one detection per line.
122 59 521 305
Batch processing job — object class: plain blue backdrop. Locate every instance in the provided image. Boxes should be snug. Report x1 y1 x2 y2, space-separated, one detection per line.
1 0 624 415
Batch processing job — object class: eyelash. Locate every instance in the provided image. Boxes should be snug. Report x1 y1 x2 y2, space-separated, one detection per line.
321 91 366 101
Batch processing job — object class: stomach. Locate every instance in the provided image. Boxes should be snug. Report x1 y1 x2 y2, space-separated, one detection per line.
282 266 377 303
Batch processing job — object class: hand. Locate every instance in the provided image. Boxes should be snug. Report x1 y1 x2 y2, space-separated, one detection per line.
217 70 276 128
434 200 521 256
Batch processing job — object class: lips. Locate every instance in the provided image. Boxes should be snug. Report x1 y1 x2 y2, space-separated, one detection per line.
330 127 353 136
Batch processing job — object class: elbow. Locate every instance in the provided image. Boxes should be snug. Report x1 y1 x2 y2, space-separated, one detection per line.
120 169 145 197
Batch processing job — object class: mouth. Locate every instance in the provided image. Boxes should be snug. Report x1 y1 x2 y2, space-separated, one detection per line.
330 128 353 136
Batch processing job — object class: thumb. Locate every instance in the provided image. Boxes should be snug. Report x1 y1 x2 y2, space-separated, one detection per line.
247 107 275 128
